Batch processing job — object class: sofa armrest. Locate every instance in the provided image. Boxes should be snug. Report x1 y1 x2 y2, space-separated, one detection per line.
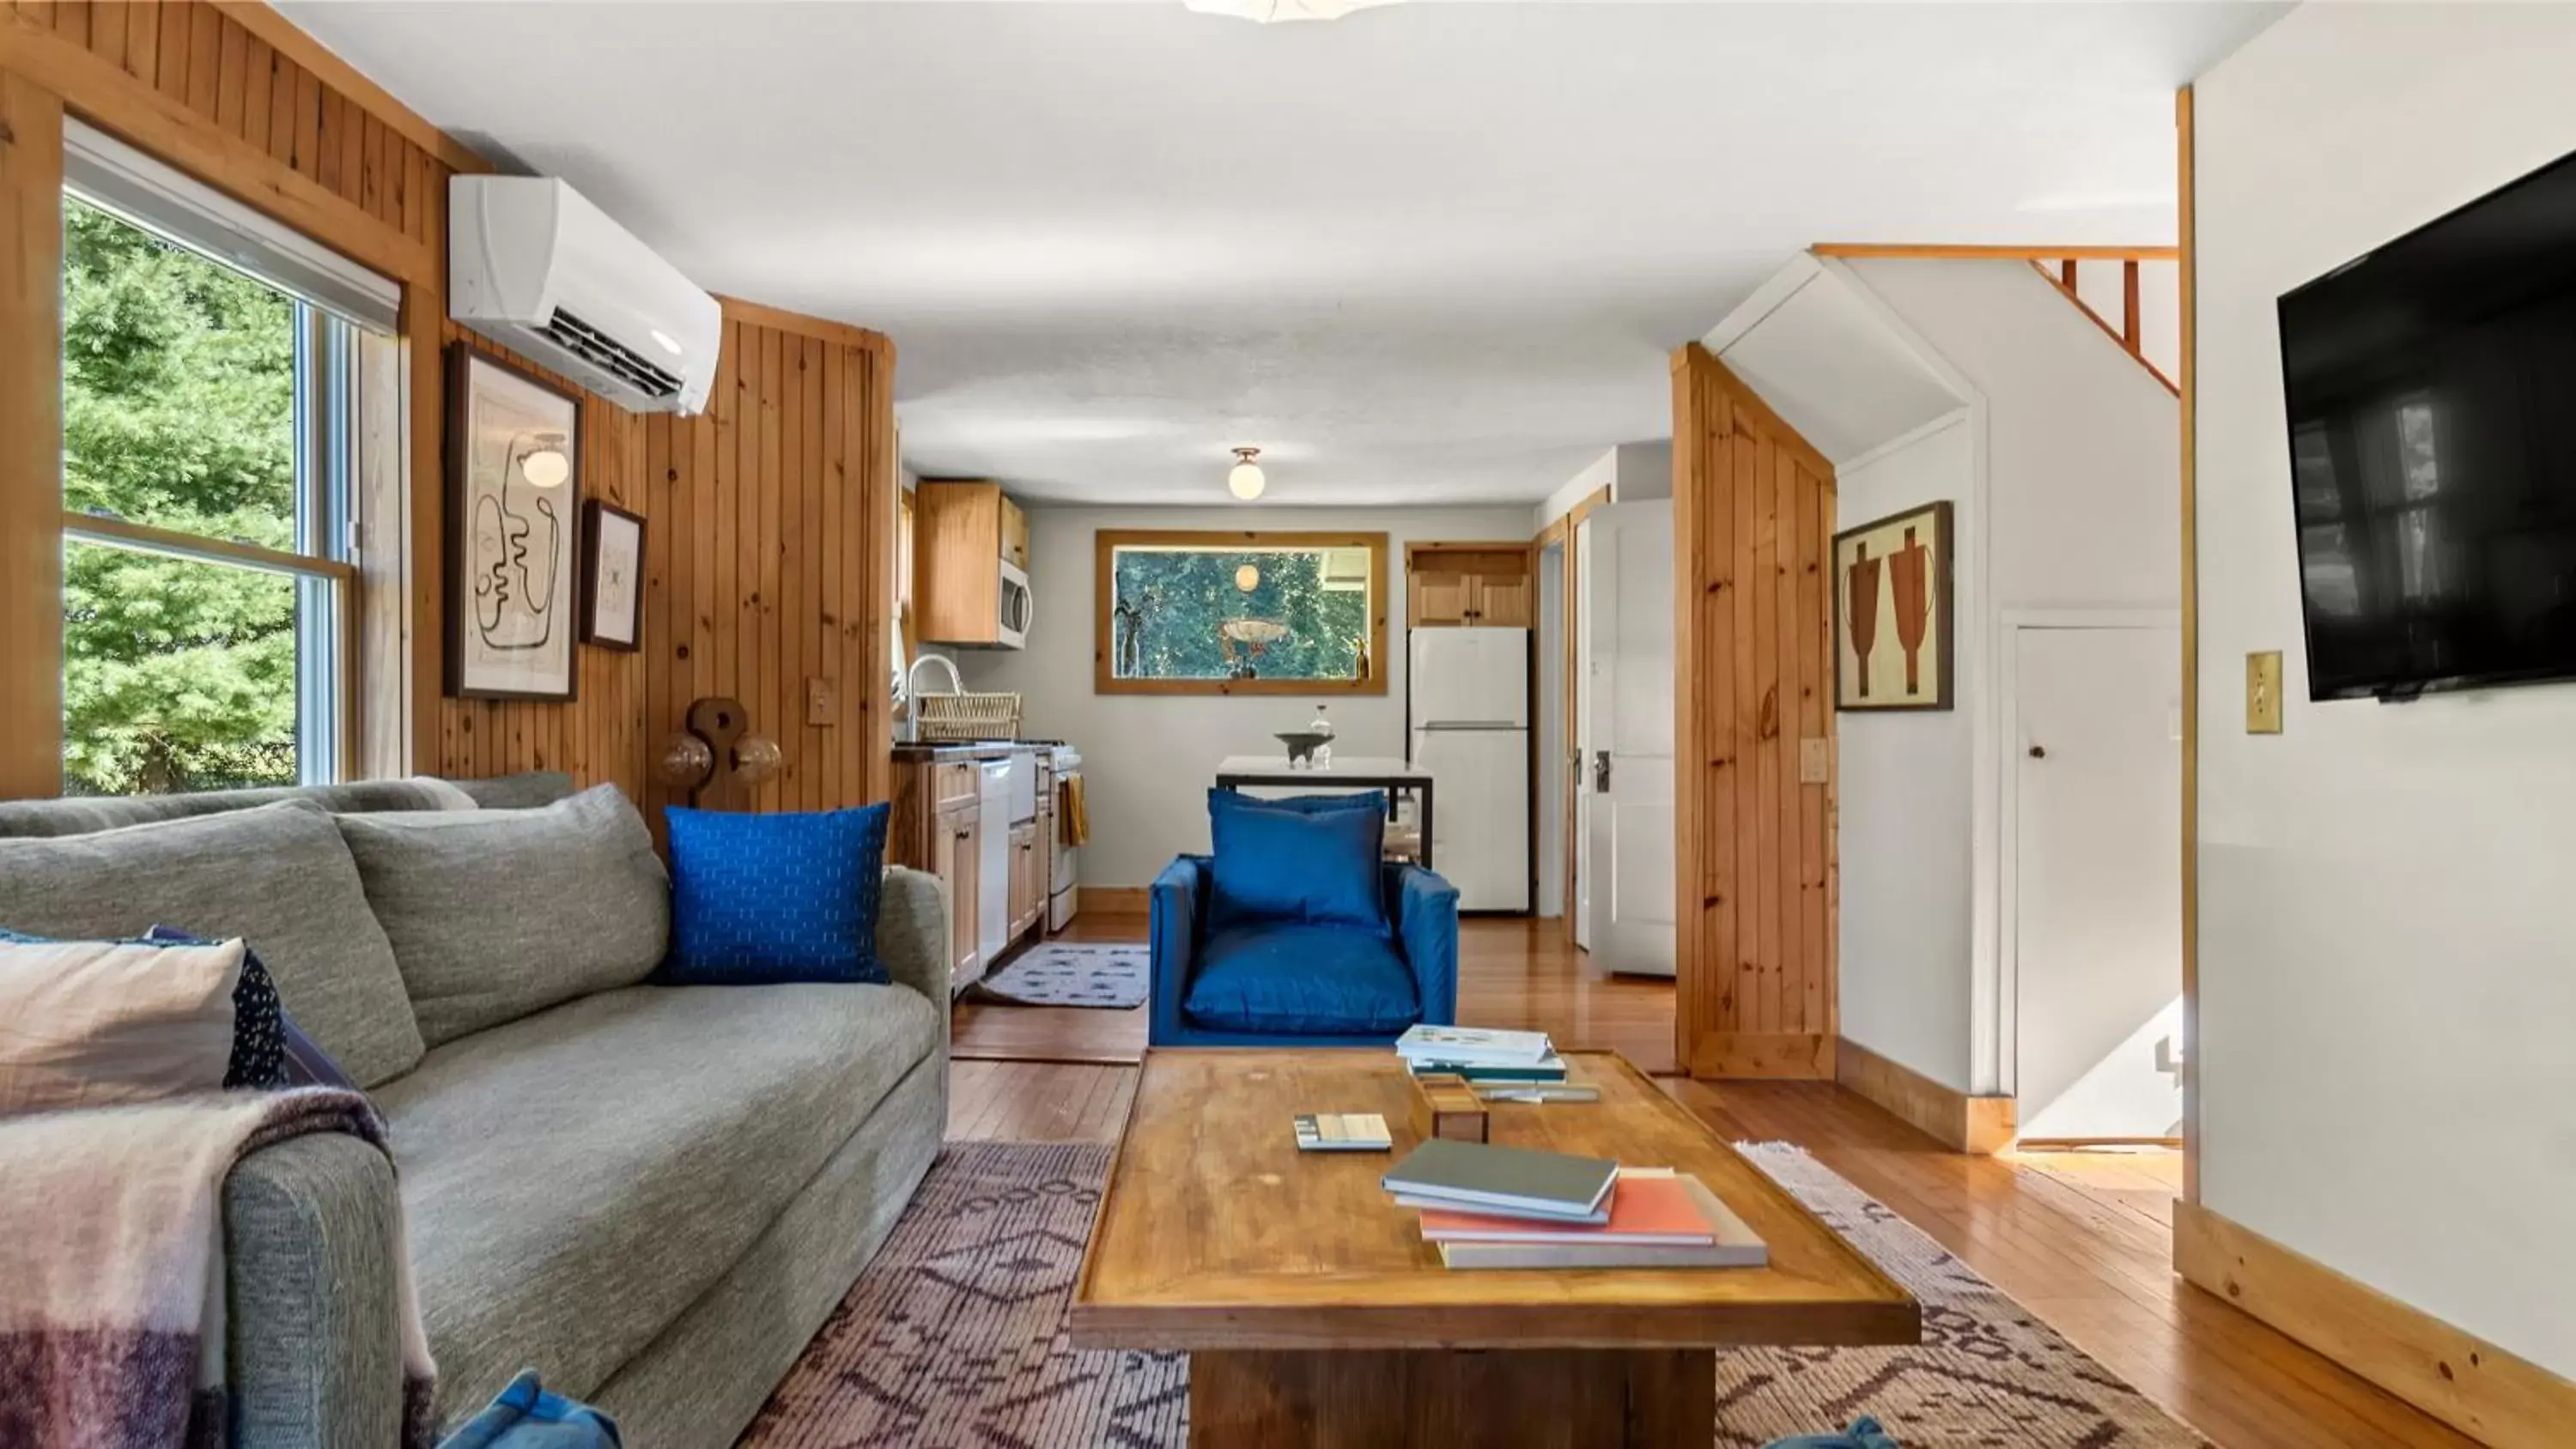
878 866 951 1052
1388 864 1461 1026
1148 856 1209 1044
223 1133 410 1448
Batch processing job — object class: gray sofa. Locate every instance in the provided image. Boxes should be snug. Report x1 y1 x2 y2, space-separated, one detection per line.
0 773 950 1448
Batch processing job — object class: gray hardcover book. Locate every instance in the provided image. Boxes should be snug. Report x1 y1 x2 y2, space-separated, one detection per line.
1381 1138 1619 1221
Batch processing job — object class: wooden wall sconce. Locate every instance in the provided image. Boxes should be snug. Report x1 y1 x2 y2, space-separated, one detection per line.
653 697 783 810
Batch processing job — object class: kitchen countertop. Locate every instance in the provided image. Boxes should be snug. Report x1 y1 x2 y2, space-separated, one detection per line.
890 740 1054 762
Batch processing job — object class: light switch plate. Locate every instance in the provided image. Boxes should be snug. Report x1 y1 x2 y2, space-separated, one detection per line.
1798 737 1832 785
805 676 838 728
2245 652 2282 734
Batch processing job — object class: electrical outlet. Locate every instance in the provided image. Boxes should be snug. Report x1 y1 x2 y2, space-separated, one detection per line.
2245 652 2282 734
805 676 838 727
1797 737 1831 785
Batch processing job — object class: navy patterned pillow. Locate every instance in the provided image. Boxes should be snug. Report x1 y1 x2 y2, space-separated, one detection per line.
143 927 355 1090
659 803 891 985
0 924 288 1089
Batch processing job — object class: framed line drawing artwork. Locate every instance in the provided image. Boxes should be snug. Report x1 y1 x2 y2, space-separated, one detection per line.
445 346 582 700
580 500 645 652
1833 500 1953 712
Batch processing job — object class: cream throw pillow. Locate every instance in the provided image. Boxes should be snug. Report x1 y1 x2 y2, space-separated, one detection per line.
0 937 243 1114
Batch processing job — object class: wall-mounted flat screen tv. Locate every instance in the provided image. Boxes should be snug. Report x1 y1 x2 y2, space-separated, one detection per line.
2279 148 2576 700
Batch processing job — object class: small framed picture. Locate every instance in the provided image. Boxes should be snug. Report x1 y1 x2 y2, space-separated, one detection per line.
580 500 646 652
445 346 583 700
1833 500 1953 712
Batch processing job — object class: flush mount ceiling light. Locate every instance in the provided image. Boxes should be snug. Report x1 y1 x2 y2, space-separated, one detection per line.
1227 447 1267 501
1185 0 1400 22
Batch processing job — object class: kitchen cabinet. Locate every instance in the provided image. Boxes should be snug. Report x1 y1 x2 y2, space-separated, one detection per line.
937 801 981 986
1406 543 1534 628
914 479 1031 646
1007 820 1042 940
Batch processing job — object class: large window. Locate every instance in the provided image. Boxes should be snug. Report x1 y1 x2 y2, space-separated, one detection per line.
1094 530 1388 695
59 124 393 796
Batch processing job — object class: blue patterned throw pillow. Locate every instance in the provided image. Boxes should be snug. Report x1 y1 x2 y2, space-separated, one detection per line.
659 803 890 985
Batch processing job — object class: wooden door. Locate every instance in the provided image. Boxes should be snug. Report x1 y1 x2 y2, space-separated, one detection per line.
939 802 981 985
1672 343 1838 1082
1008 820 1040 938
1412 569 1473 627
1472 573 1534 627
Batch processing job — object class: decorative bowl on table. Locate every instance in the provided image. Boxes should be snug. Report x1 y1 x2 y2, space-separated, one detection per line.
1274 731 1334 768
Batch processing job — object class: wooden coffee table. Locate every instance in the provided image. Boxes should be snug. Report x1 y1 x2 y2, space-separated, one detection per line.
1071 1048 1918 1447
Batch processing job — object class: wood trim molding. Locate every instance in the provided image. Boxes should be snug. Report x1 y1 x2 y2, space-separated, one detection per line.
0 10 438 287
2174 1201 2576 1449
1689 1032 1834 1082
0 70 64 802
1834 1036 2016 1154
1812 243 2179 262
1079 886 1150 916
1091 529 1390 697
2176 83 2202 1204
715 294 895 360
204 2 489 176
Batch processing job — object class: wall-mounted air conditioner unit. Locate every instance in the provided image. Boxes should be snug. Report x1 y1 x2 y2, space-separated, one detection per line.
449 176 720 415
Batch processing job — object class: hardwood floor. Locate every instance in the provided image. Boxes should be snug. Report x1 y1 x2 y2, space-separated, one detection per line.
945 913 2471 1449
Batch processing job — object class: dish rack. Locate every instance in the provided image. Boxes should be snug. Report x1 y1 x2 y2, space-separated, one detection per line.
913 690 1023 743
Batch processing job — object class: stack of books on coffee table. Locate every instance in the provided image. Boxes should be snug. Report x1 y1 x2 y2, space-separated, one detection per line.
1394 1025 1569 1083
1382 1138 1767 1270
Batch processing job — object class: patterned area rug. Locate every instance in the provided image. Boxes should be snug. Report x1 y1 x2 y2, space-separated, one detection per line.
738 1141 2203 1448
966 944 1151 1010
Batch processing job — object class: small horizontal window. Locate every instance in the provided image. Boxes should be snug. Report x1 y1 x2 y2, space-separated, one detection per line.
1096 531 1388 696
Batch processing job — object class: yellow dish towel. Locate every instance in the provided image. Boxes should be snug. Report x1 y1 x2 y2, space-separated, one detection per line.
1059 775 1090 846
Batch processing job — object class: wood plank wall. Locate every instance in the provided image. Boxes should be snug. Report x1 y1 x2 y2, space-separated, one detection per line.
1671 343 1840 1080
0 2 896 816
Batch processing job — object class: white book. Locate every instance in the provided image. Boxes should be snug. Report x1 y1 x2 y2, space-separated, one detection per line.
1394 1025 1555 1066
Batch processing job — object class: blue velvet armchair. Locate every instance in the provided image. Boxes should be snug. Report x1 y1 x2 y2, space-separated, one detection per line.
1149 856 1460 1046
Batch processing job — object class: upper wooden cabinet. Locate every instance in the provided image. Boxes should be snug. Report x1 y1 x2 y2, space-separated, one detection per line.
915 480 1030 646
1407 543 1534 628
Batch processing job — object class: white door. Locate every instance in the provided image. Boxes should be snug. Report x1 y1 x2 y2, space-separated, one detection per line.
1410 728 1529 911
1411 627 1528 726
1573 521 1595 951
2014 625 2183 1141
1584 501 1676 976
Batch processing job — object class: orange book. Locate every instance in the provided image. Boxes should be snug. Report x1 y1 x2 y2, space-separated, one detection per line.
1418 1170 1714 1245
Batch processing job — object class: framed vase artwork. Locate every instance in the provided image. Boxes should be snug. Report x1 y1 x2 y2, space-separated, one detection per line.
580 500 645 652
1832 500 1953 712
445 346 582 700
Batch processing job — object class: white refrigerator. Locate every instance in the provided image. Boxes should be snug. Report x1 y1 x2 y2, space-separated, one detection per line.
1409 627 1530 912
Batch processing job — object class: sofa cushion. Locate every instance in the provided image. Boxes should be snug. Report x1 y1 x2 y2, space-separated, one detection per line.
1206 790 1387 932
0 776 475 840
0 801 425 1087
1183 922 1422 1034
660 803 889 985
378 980 942 1422
0 934 241 1111
336 785 670 1046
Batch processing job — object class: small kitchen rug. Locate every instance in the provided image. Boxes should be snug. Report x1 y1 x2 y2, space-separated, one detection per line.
738 1143 2208 1449
965 943 1151 1009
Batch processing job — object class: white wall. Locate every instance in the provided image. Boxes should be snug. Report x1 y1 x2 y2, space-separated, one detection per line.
957 503 1536 888
1834 418 1978 1090
2194 3 2576 1378
1834 258 2182 1101
1532 440 1673 533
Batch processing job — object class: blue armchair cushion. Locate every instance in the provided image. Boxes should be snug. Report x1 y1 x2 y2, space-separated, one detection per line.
1206 789 1386 931
659 803 890 985
1182 922 1423 1035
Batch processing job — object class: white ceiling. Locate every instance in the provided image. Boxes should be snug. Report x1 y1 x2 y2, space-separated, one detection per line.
283 1 2283 506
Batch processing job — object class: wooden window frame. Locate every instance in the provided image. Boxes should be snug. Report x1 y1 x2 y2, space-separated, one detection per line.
1093 529 1389 697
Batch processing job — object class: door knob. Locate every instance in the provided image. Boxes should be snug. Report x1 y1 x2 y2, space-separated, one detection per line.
2027 744 2047 759
1593 750 1612 792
